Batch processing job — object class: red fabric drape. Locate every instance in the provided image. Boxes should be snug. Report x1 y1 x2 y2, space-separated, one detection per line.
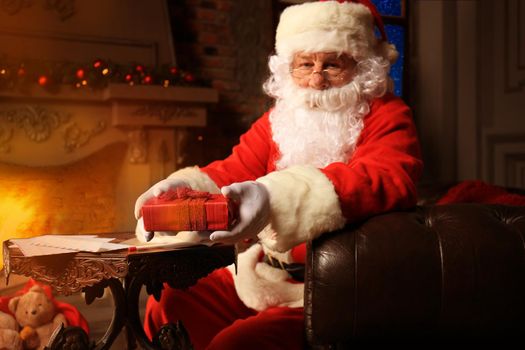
438 180 525 206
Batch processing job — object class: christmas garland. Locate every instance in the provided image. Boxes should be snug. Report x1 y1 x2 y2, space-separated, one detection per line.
0 58 200 93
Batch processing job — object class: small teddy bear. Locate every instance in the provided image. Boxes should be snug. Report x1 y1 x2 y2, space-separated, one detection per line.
8 285 67 350
0 310 22 350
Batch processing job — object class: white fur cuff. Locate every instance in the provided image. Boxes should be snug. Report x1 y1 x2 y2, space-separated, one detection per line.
168 166 220 194
227 244 303 311
256 165 346 252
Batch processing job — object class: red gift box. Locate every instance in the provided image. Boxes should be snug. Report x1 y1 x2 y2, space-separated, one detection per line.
141 187 234 231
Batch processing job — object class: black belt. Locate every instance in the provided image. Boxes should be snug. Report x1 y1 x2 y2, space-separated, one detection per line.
263 254 305 282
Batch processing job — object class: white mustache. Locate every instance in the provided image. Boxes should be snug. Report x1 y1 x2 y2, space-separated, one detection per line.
303 82 360 111
277 78 360 113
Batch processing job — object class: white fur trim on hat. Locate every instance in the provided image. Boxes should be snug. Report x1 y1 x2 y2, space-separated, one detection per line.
256 165 346 252
167 166 220 194
275 1 379 60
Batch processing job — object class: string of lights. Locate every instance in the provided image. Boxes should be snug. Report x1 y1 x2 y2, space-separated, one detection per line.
0 58 199 93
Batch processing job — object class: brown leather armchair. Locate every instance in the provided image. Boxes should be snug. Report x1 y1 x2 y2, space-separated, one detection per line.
304 203 525 346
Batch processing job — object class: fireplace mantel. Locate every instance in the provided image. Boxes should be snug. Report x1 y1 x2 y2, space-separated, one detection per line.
0 83 218 104
0 84 218 165
0 84 218 131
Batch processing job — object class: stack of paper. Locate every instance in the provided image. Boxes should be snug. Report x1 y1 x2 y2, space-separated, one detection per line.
10 235 130 257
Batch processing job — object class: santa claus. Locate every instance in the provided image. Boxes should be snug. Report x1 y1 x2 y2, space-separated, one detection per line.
134 0 422 348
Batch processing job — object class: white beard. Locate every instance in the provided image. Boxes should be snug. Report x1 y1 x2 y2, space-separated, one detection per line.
270 81 366 170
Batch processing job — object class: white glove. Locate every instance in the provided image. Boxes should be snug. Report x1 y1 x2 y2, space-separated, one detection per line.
134 178 189 242
210 181 270 244
135 217 156 242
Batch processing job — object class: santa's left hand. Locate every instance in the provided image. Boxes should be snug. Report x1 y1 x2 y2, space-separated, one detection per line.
210 181 270 244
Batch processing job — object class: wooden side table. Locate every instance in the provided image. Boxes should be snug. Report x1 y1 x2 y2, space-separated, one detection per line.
3 233 236 350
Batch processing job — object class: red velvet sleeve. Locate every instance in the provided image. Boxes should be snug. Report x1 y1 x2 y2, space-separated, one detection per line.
321 94 423 222
201 112 273 188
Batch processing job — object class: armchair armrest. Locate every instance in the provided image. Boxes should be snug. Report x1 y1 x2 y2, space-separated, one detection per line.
305 204 525 346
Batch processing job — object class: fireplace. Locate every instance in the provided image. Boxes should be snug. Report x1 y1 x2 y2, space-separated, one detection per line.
0 0 218 270
0 83 217 247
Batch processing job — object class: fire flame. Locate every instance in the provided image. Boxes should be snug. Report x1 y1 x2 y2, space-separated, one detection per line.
0 193 41 239
0 144 126 269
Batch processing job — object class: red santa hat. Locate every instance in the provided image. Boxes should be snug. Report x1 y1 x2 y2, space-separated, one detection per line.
275 0 398 63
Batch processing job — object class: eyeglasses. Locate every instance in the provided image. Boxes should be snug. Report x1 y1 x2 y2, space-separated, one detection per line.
290 65 347 82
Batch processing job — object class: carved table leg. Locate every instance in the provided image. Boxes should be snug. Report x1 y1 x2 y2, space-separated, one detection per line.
45 278 126 350
86 278 127 350
125 246 235 349
125 266 163 350
126 271 194 350
125 324 138 350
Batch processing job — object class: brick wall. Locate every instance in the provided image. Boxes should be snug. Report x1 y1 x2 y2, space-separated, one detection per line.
167 0 275 166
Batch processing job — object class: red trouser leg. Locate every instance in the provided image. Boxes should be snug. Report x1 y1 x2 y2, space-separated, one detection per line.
144 268 253 349
208 306 305 350
144 267 305 350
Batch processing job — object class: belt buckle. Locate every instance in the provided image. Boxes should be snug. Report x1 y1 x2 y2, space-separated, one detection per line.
267 253 286 270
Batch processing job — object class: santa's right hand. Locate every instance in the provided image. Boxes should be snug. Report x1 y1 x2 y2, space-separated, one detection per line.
134 178 189 219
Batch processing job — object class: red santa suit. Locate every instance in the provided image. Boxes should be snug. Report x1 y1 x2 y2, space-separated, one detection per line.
142 1 422 348
143 92 423 349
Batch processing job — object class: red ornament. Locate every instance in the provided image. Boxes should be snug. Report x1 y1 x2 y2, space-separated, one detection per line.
93 60 103 69
125 74 133 82
135 65 144 73
183 73 195 83
38 76 48 86
170 67 178 75
76 68 85 79
143 75 152 84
